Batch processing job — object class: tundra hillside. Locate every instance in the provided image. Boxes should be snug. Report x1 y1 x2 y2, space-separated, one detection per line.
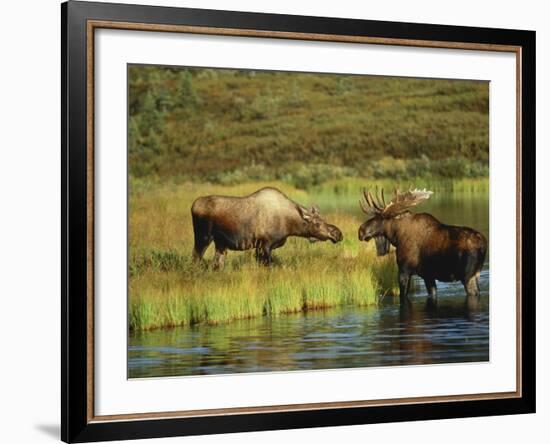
128 66 489 331
129 66 488 185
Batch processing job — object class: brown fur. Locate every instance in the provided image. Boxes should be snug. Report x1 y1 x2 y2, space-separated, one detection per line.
191 187 343 267
359 212 487 307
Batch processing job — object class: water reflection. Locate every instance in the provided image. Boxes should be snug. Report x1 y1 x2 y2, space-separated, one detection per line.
129 266 488 378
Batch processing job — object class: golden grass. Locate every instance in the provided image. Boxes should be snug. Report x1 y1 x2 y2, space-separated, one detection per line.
129 180 400 331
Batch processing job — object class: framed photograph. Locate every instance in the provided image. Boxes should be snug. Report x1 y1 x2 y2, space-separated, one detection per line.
62 1 536 442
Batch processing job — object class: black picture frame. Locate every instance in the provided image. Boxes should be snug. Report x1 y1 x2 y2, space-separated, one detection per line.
61 1 536 442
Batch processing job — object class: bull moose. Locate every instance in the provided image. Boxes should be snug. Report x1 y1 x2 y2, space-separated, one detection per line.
191 187 343 268
358 188 487 308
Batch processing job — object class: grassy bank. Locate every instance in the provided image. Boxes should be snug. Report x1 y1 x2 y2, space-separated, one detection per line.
128 179 400 331
128 177 488 331
129 252 396 331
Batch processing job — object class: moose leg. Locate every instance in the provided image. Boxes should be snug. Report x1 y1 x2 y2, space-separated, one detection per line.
463 252 483 309
255 242 273 266
264 245 273 266
463 275 480 310
193 237 212 261
192 216 212 261
213 244 227 270
398 271 412 306
424 278 437 307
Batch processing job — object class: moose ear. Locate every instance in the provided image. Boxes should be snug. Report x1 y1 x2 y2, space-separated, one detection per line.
298 206 312 221
310 205 320 215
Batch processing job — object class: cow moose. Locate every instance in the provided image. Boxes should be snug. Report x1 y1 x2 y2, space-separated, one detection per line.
191 187 343 268
357 188 487 308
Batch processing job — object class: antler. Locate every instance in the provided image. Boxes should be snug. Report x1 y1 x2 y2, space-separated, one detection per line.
382 188 433 216
360 187 433 217
360 188 386 216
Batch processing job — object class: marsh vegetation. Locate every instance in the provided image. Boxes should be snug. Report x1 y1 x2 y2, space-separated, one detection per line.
129 180 398 331
129 178 488 331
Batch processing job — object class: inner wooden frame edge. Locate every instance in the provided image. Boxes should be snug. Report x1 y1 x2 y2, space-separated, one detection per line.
86 19 523 423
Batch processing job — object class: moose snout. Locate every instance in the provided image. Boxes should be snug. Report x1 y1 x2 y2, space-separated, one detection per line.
329 226 343 243
358 226 367 241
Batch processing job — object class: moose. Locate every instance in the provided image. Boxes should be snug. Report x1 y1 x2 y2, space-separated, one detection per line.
191 187 343 268
357 188 487 308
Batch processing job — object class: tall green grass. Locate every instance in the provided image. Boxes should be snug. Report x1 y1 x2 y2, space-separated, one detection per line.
129 260 389 331
128 178 488 331
128 177 489 330
128 179 411 331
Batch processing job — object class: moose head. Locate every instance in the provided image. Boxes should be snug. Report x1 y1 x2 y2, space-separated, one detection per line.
299 205 343 244
358 187 433 255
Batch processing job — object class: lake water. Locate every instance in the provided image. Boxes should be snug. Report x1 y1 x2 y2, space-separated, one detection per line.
129 189 489 378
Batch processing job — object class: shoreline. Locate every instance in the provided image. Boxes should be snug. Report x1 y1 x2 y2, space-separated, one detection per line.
128 177 487 331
